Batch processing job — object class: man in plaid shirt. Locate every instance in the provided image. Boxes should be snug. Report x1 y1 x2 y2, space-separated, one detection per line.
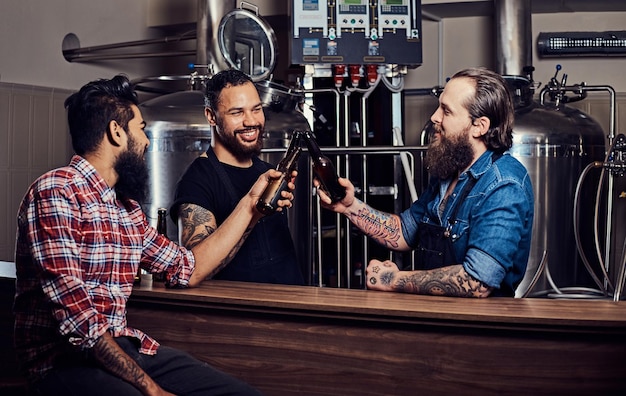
13 75 288 395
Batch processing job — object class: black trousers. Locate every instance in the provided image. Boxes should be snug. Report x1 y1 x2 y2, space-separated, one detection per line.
32 337 261 396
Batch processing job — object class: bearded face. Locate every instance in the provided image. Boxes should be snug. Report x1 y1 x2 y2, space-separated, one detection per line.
424 124 474 180
213 115 264 161
114 134 149 203
208 82 266 163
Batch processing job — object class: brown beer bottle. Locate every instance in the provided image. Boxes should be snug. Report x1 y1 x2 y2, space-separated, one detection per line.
156 208 168 236
256 131 302 215
153 208 168 281
303 131 346 202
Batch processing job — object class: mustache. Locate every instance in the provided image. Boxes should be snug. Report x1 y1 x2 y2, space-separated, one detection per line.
235 125 262 134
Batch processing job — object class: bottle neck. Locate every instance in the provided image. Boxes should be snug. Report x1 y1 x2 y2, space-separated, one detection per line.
304 133 323 158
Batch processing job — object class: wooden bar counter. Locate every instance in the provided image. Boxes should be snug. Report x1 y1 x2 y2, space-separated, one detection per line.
127 280 626 396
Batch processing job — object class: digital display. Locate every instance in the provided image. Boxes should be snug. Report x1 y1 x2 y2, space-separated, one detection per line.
382 0 405 4
341 0 366 5
302 0 319 11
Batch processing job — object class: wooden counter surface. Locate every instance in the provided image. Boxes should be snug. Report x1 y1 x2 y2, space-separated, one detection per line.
130 280 626 331
127 280 626 396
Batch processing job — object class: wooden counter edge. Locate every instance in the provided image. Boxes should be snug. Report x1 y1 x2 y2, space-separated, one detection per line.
130 279 626 333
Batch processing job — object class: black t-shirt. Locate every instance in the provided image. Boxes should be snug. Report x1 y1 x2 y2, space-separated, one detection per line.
171 148 304 285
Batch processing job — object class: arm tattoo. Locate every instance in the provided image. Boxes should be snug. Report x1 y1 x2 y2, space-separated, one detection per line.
348 205 401 249
179 204 255 278
395 265 492 297
92 335 149 391
179 203 216 249
209 226 254 278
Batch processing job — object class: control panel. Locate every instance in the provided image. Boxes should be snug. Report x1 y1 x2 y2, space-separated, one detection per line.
336 0 370 38
291 0 422 66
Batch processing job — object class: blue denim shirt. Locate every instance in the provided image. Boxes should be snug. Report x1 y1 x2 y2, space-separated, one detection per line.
400 150 534 296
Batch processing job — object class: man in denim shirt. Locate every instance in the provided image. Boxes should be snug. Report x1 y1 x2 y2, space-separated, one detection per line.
317 68 534 297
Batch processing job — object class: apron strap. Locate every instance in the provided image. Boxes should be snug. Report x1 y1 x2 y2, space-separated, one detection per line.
206 147 239 204
205 147 271 206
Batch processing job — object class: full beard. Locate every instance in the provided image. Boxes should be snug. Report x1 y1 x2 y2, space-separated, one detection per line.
114 138 149 203
215 122 264 162
424 126 474 180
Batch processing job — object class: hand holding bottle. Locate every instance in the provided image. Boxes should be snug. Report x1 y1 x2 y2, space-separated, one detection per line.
251 168 297 215
302 131 347 203
256 131 302 215
313 175 355 210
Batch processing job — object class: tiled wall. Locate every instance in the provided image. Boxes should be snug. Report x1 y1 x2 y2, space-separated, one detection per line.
0 83 73 261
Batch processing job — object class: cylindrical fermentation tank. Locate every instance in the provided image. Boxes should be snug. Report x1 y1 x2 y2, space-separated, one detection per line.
139 90 210 241
492 0 607 296
510 95 606 296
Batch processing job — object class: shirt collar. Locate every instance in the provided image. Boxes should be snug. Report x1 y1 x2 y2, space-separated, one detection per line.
463 150 498 180
69 155 117 203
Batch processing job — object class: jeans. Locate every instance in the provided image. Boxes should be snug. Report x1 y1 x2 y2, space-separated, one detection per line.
32 337 262 396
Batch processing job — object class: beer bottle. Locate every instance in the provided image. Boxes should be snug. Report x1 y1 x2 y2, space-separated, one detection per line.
156 207 168 236
153 207 168 282
303 131 346 202
256 131 302 215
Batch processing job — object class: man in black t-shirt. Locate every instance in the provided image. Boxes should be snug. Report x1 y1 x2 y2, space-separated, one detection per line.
171 69 304 285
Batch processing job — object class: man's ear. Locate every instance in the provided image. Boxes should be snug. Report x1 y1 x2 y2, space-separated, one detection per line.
205 108 217 126
472 116 490 138
107 120 125 147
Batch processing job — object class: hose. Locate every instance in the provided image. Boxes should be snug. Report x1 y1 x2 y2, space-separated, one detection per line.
573 161 612 294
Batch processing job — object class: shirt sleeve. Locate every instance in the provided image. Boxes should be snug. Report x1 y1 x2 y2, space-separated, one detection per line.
26 188 109 350
170 158 216 223
139 214 196 288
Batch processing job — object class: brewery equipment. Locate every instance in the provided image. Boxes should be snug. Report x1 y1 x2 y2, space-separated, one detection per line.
494 0 613 297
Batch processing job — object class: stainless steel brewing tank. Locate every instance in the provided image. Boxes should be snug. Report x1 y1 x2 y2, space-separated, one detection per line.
140 90 211 241
510 101 606 297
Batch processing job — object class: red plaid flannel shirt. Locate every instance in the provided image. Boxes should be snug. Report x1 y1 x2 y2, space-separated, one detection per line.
14 155 195 381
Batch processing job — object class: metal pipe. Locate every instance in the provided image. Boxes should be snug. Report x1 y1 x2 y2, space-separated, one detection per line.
65 50 195 62
263 146 427 155
196 0 235 73
62 34 196 62
494 0 532 77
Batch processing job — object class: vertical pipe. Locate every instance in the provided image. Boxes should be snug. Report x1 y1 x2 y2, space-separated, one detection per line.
494 0 532 77
359 94 369 288
196 0 235 72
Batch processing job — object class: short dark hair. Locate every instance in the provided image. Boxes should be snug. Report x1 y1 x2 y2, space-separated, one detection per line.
451 67 514 153
204 69 253 110
64 74 138 155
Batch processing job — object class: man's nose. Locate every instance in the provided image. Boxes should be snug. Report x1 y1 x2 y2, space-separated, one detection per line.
430 107 442 124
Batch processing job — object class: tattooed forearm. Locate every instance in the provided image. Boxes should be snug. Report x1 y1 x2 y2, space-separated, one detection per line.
395 265 492 297
348 206 401 249
208 226 254 278
92 334 150 392
179 203 216 248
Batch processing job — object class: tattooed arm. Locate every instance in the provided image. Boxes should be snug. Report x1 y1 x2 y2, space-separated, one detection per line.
316 177 412 251
181 169 292 286
365 259 493 297
91 333 174 396
177 203 255 281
